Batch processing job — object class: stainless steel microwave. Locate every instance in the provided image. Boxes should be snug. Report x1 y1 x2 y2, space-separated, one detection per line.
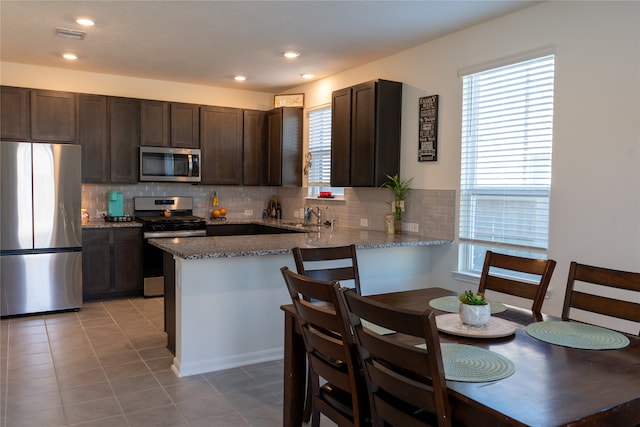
139 146 201 182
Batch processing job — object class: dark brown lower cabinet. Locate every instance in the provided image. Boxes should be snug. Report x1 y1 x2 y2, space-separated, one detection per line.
82 228 143 301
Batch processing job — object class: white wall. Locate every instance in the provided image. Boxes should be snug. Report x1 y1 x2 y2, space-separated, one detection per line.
293 1 640 317
0 62 273 110
2 1 639 318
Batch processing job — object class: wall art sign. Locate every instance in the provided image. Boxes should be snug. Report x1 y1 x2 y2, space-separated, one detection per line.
418 95 438 162
274 93 305 108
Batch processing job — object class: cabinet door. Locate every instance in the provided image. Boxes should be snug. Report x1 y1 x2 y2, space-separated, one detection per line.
266 108 302 187
371 80 402 186
200 106 243 185
350 81 376 186
140 100 170 147
171 103 200 148
266 109 283 186
112 228 142 293
330 87 352 187
82 229 112 301
1 86 30 140
281 108 302 187
243 109 266 185
78 94 109 183
30 90 76 142
109 97 140 183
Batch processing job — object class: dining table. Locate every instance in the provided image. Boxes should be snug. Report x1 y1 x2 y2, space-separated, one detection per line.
280 287 640 427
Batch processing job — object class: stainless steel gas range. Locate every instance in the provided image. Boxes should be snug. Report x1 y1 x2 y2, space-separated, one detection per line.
134 196 206 297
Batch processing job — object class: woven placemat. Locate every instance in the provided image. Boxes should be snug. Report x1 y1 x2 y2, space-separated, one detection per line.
526 321 630 350
429 296 507 314
416 342 515 382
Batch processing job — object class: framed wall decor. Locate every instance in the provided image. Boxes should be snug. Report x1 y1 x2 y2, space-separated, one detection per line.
274 93 305 108
418 94 439 162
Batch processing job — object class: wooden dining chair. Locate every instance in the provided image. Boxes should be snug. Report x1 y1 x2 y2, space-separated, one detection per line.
292 244 362 422
292 245 362 296
478 251 556 316
280 266 369 427
562 261 640 335
341 289 452 427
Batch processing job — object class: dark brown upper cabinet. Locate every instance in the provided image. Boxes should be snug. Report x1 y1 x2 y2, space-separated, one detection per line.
1 86 30 140
140 100 170 147
243 109 266 186
331 79 402 187
200 106 243 185
171 103 200 148
30 90 76 142
109 97 140 183
78 94 109 183
266 107 302 187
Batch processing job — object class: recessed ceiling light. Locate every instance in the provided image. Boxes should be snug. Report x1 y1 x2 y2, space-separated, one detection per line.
301 74 314 79
284 52 300 59
76 18 95 27
62 53 78 60
234 75 246 81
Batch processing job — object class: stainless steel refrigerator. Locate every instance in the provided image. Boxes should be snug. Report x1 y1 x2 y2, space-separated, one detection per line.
1 141 82 316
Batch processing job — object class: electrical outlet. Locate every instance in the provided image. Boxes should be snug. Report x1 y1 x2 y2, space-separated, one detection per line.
293 210 299 218
96 210 107 218
404 222 419 233
244 209 253 216
360 218 368 227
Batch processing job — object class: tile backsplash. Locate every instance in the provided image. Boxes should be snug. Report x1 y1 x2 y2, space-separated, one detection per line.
82 184 455 240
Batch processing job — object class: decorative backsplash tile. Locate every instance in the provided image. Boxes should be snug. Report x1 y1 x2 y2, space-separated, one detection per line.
82 184 455 240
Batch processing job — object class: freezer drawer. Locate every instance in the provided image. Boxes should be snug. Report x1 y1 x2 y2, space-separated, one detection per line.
1 251 82 316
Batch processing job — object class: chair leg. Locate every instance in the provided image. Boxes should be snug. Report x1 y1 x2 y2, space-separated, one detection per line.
311 409 321 427
303 366 312 422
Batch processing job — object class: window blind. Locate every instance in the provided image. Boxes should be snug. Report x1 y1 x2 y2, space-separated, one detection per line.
308 107 332 186
459 54 555 272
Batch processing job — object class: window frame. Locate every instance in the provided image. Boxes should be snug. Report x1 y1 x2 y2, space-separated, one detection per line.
306 104 343 197
458 53 556 276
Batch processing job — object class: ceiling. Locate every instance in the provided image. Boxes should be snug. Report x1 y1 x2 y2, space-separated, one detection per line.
0 1 540 93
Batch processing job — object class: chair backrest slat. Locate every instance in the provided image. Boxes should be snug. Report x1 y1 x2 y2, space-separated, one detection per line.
478 251 557 315
562 262 640 334
293 245 361 295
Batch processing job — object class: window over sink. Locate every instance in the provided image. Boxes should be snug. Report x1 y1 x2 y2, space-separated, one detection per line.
307 105 343 197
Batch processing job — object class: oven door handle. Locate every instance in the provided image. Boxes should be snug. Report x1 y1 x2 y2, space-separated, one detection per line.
144 230 206 239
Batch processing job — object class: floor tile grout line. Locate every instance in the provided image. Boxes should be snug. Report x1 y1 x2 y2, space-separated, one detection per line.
1 298 287 427
53 301 133 426
100 298 191 426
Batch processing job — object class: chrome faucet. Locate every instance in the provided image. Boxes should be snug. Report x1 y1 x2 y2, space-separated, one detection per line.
309 206 322 225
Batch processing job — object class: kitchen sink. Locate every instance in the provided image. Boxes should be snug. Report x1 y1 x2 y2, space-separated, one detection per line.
206 223 307 237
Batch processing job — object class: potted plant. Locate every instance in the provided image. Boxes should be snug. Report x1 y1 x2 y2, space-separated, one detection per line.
380 174 413 234
458 290 491 327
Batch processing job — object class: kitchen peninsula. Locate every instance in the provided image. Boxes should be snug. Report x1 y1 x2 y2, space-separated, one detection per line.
150 222 451 377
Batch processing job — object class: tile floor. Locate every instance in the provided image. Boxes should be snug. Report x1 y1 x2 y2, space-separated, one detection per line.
0 297 290 427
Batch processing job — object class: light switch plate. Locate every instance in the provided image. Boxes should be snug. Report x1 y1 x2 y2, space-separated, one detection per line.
360 218 368 227
244 209 253 216
404 222 419 233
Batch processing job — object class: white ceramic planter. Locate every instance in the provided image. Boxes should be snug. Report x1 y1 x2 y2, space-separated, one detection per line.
459 303 491 327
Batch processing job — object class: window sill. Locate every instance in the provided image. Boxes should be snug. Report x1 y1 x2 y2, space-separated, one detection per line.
304 196 346 203
451 271 481 285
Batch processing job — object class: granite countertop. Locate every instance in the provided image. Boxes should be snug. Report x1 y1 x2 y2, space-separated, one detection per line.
82 220 142 229
149 224 451 260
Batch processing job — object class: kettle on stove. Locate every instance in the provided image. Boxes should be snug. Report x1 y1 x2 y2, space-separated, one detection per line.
107 191 124 217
